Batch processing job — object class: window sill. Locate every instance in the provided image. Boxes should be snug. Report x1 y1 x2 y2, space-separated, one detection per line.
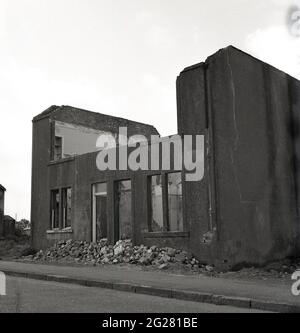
48 156 75 166
47 228 73 234
142 231 189 238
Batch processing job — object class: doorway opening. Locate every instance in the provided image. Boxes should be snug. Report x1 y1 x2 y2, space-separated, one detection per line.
92 183 107 242
115 180 132 240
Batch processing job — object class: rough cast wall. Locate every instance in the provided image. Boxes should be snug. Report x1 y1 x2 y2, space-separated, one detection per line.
176 64 213 262
290 73 300 254
177 46 300 268
31 117 52 249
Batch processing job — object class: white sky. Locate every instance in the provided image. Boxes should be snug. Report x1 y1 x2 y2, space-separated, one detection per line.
0 0 300 219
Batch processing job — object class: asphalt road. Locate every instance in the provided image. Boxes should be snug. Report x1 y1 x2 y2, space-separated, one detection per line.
0 276 268 313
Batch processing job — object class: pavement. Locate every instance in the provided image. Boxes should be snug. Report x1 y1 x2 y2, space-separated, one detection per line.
0 276 266 313
0 260 299 312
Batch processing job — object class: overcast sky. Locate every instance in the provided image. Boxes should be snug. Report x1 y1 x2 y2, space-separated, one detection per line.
0 0 300 219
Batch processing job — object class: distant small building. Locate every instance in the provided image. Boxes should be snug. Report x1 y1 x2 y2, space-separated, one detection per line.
0 184 5 213
3 216 15 237
0 186 16 238
0 185 6 237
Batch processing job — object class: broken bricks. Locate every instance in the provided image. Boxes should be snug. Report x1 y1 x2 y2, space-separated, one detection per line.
28 239 214 273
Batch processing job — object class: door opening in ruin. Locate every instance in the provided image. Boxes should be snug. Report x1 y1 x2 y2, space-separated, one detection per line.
92 183 108 242
115 180 132 241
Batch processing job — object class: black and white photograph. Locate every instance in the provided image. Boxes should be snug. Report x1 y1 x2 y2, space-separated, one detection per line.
0 0 300 320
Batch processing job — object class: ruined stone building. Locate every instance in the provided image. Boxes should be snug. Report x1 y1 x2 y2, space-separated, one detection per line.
31 46 300 269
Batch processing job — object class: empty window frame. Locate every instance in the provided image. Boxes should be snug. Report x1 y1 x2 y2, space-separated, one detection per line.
167 172 183 232
50 188 72 230
62 188 72 229
53 121 114 161
54 136 63 160
50 189 60 229
148 172 183 233
148 175 164 232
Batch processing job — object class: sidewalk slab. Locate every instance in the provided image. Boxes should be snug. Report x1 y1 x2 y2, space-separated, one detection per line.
0 260 299 312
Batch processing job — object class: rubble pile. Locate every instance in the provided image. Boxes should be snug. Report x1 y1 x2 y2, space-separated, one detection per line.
29 239 214 272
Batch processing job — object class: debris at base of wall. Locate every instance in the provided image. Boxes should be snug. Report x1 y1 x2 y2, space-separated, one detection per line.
201 228 217 244
27 239 215 273
205 265 214 272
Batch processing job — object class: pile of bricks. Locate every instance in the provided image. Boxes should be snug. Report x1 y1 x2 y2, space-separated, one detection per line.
30 239 214 272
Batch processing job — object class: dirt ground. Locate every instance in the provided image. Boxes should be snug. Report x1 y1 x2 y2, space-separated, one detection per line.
0 236 31 260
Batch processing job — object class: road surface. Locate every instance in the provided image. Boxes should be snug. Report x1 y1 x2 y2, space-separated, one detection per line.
0 276 267 313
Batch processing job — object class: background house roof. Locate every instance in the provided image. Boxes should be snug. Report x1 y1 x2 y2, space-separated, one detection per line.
0 184 6 192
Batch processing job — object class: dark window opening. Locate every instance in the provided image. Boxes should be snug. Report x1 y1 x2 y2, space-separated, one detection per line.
50 190 60 229
62 188 72 229
50 188 72 230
